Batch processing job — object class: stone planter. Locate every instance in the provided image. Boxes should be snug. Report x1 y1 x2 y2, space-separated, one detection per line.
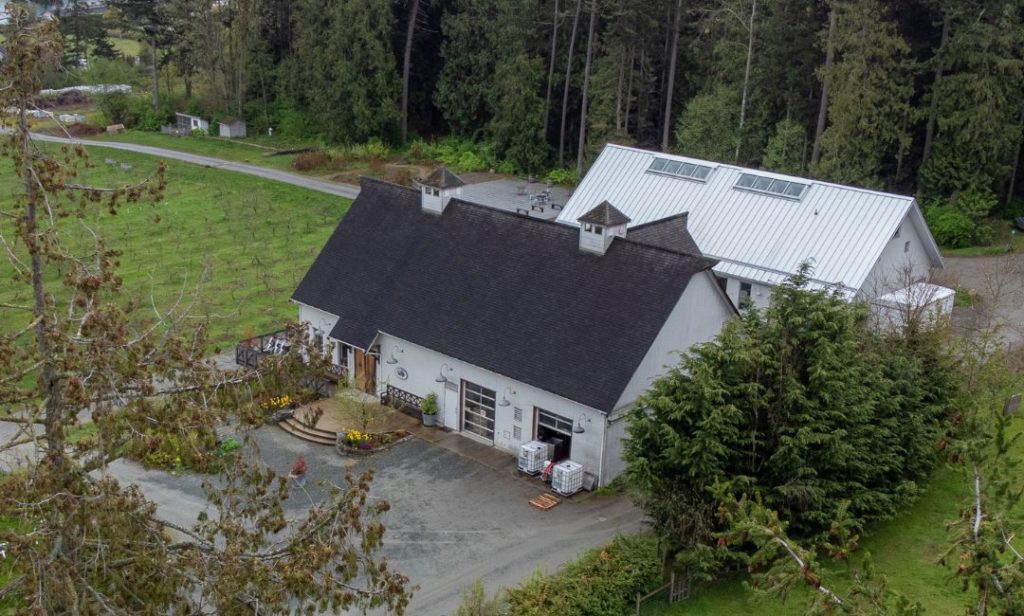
422 412 437 427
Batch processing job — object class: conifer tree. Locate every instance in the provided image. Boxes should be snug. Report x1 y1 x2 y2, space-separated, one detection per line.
918 1 1024 204
812 0 914 188
624 265 956 582
287 0 400 142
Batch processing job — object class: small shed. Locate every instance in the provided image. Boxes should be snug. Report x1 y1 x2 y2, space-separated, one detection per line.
175 112 209 135
872 282 955 330
218 117 247 139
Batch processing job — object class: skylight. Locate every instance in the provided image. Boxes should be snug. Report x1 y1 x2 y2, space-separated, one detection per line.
648 157 713 182
734 173 808 199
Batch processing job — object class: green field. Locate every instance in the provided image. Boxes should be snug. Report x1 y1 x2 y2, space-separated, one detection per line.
0 142 349 350
83 131 305 172
640 464 972 614
110 37 143 58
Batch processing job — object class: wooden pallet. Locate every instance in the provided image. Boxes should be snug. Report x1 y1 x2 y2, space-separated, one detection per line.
529 492 561 511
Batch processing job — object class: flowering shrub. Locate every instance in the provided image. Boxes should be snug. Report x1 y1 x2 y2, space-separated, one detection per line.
345 430 372 446
261 395 292 411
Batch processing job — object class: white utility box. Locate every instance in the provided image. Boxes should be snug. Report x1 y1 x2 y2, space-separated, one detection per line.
551 460 584 496
518 440 552 475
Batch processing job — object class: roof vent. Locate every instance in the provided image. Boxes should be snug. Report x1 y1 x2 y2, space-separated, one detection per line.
734 173 808 199
647 157 714 182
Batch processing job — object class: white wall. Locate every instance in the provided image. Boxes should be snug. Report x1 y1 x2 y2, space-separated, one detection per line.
297 303 348 369
420 185 463 214
723 276 771 309
616 271 735 408
578 227 607 254
601 413 631 482
373 333 610 485
860 213 933 299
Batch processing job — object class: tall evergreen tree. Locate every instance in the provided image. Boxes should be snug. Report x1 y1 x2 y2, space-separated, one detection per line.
434 0 503 137
761 117 807 174
812 0 914 188
486 0 550 171
624 266 955 582
287 0 400 142
918 1 1024 203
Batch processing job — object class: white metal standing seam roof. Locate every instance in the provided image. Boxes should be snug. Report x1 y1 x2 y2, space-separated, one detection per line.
558 144 943 294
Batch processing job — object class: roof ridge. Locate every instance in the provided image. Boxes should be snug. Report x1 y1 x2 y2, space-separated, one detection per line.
628 212 689 232
359 175 420 195
616 236 714 265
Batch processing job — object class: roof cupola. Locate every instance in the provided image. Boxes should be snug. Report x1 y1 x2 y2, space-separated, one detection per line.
577 201 631 255
419 167 465 215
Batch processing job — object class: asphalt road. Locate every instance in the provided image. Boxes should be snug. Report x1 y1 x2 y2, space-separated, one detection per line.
29 133 361 200
98 428 644 616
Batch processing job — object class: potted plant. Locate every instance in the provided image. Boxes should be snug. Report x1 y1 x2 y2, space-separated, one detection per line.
421 392 439 427
288 455 308 486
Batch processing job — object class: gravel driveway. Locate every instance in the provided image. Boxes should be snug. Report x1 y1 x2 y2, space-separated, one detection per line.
938 254 1024 345
100 427 643 615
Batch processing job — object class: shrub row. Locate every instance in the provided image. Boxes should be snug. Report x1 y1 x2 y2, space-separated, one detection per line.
457 534 662 616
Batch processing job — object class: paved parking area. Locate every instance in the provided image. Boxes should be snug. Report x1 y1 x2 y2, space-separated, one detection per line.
100 426 643 615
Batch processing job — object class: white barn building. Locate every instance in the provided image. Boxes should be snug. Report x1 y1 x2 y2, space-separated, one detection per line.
292 169 736 486
557 144 946 309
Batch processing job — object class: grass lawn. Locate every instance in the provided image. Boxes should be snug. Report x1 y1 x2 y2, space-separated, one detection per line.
645 466 971 615
942 219 1024 257
110 37 143 58
642 420 1024 615
28 108 107 133
0 142 349 350
82 130 305 173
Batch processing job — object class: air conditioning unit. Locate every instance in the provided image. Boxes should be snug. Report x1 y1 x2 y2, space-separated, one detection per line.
551 460 584 496
518 440 552 475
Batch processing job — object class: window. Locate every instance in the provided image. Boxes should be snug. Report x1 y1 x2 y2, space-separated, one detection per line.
715 275 728 295
583 223 603 235
739 282 752 305
425 186 439 197
312 328 324 352
734 173 808 199
537 409 574 434
647 157 714 182
337 342 353 365
462 381 496 441
904 241 911 253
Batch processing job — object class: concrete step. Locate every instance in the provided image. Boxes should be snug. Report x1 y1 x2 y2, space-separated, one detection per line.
279 417 336 446
282 416 336 440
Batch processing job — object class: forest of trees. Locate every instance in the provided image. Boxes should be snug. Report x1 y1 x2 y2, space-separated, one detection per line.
46 1 1024 238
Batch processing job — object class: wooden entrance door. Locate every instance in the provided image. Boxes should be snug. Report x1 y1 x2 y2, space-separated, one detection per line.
353 349 377 394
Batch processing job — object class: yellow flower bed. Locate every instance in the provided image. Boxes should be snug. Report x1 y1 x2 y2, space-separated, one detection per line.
261 395 292 410
345 429 372 445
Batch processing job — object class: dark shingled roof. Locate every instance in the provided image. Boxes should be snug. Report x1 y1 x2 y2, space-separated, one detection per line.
293 178 716 412
420 167 465 189
628 213 701 255
577 200 631 227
